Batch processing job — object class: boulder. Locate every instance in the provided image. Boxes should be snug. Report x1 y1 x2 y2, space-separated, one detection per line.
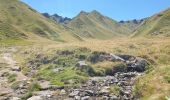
69 90 80 97
99 86 110 95
11 66 21 71
38 81 51 90
60 89 66 95
11 97 21 100
27 96 42 100
52 68 64 73
109 95 118 100
74 96 81 100
102 96 109 100
109 54 125 62
81 96 90 100
127 57 148 72
76 61 87 68
85 90 94 96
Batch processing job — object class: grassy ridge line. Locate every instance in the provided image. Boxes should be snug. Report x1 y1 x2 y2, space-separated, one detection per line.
67 11 131 39
0 0 82 44
133 8 170 37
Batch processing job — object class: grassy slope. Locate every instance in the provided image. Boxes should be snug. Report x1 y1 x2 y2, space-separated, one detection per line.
133 8 170 37
12 37 170 99
0 0 81 44
67 11 131 39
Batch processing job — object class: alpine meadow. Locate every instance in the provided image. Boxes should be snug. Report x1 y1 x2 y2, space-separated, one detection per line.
0 0 170 100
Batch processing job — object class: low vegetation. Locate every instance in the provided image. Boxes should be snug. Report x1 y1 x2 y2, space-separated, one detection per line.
11 37 170 99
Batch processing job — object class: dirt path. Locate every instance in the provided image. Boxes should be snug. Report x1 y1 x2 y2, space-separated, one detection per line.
2 53 29 81
0 49 29 98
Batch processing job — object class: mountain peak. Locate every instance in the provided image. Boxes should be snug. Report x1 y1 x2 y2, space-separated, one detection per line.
90 10 100 14
78 11 89 16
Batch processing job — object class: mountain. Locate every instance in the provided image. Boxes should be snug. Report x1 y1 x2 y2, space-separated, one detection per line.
66 10 131 39
133 8 170 37
119 18 146 32
42 13 71 24
0 0 80 43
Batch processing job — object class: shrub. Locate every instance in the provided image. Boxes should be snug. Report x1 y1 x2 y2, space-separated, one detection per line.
21 92 32 100
7 74 17 83
11 81 20 90
29 82 41 91
112 63 127 74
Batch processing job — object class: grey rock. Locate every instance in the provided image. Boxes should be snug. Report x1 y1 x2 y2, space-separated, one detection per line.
11 97 21 100
27 96 42 100
85 90 94 96
81 96 90 100
69 90 80 97
60 89 66 95
74 96 81 100
102 96 109 100
110 95 118 100
76 61 87 68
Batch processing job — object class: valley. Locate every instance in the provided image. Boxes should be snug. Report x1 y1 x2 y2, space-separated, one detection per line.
0 38 170 100
0 0 170 100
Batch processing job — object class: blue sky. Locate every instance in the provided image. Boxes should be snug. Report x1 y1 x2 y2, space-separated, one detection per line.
22 0 170 21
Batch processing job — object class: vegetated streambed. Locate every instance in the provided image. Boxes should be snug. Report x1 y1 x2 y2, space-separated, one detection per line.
0 48 149 100
27 51 149 100
54 54 149 100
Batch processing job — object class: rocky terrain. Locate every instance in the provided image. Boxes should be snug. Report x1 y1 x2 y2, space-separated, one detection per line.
0 47 149 100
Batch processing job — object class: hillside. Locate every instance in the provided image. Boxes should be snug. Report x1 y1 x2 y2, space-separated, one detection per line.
66 10 131 39
0 0 81 43
133 8 170 37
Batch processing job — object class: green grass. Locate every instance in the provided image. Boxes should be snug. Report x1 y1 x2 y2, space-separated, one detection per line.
0 39 31 46
7 73 17 83
37 66 88 86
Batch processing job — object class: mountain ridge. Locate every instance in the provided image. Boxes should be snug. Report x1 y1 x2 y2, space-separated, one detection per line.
65 10 132 39
133 8 170 37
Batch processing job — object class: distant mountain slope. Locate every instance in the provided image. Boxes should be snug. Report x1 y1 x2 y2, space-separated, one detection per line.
119 19 146 32
133 8 170 37
0 0 80 42
42 13 71 24
66 10 131 39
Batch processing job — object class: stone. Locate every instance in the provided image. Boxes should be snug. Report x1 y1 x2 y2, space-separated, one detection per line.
81 96 90 100
60 89 66 95
110 95 118 100
27 96 42 100
127 57 148 72
120 89 131 96
110 54 125 62
74 96 81 100
85 90 94 96
102 96 109 100
76 61 87 68
52 68 63 73
99 86 110 95
11 66 21 71
38 81 51 90
69 90 80 97
11 97 21 100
